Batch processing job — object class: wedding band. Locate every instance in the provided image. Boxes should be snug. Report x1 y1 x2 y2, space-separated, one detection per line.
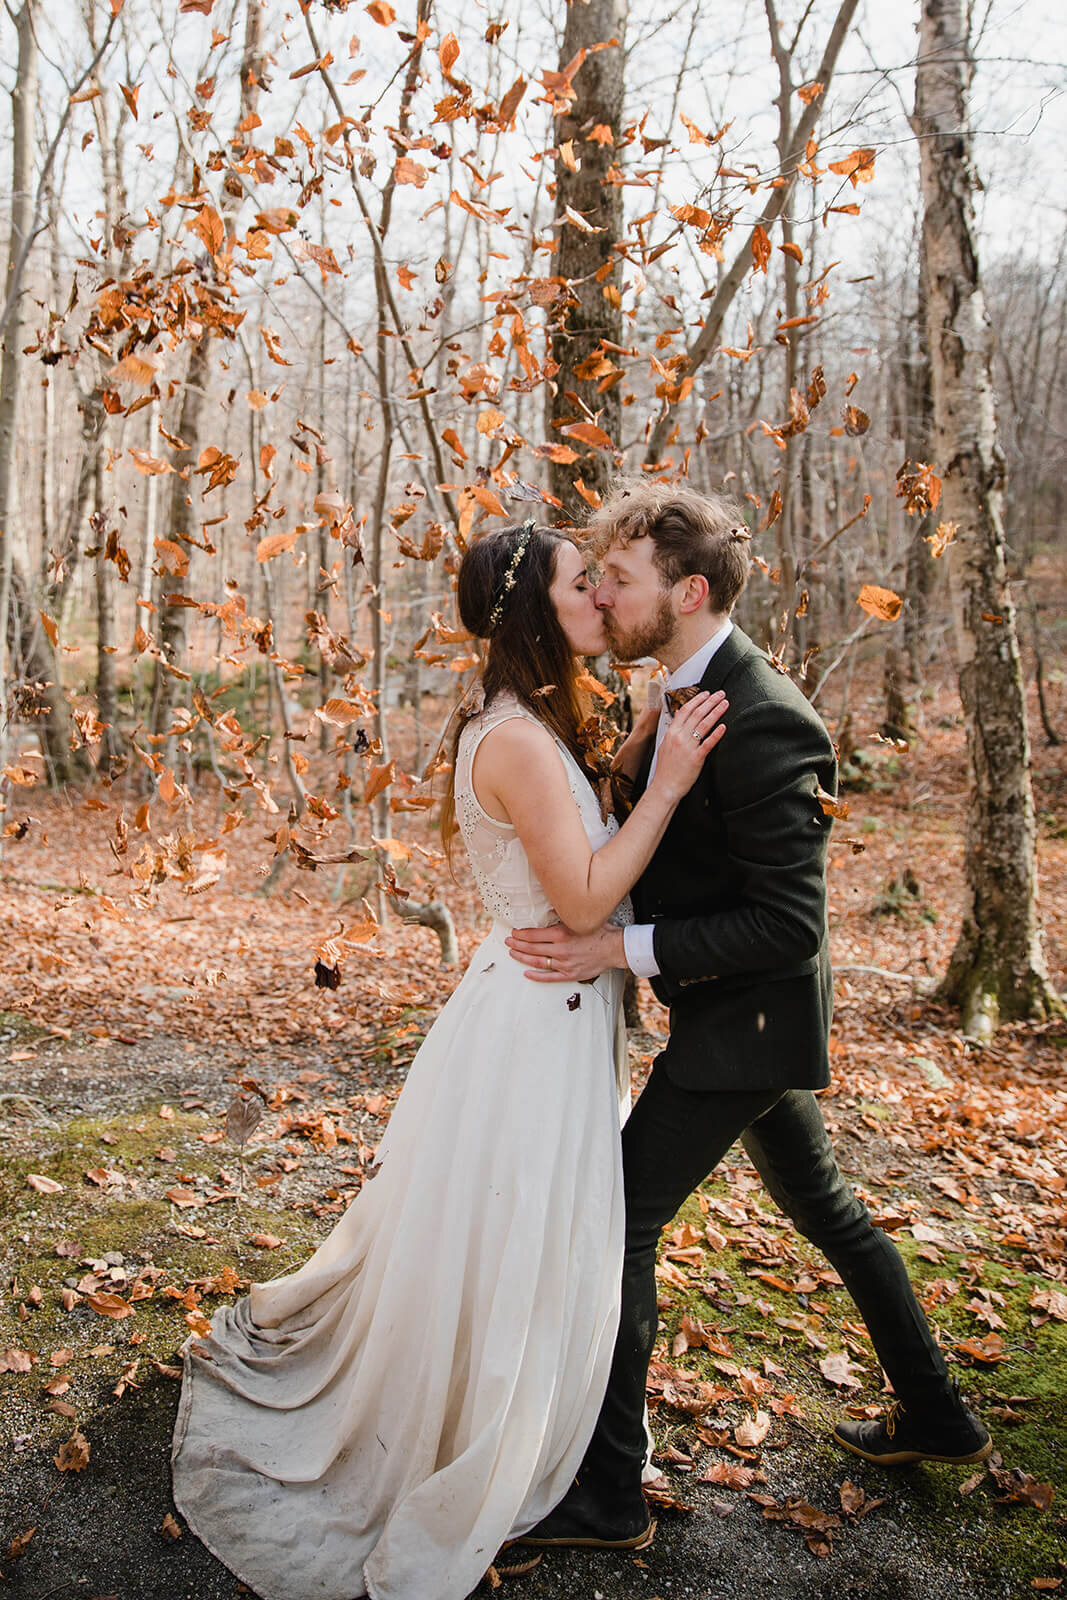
546 956 553 969
692 731 701 741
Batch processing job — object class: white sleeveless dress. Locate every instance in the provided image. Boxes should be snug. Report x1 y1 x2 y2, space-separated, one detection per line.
171 692 633 1600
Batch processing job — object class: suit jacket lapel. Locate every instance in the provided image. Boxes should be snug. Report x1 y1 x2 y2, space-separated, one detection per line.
697 624 758 695
632 627 761 803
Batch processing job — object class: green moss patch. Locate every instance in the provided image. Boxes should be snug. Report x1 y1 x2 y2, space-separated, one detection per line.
0 1101 334 1453
645 1169 1067 1589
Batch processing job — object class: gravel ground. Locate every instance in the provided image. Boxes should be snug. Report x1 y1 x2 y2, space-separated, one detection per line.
2 1396 1024 1600
1 1030 1060 1600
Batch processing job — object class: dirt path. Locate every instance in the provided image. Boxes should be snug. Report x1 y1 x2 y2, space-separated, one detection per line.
2 1016 1064 1600
2 675 1065 1597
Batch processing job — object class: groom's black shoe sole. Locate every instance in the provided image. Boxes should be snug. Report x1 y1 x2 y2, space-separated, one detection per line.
833 1429 993 1467
516 1518 655 1552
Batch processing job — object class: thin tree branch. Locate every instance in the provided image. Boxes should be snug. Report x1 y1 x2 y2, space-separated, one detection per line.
0 6 119 343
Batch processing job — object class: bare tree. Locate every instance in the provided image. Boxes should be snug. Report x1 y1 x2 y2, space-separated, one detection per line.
643 0 861 471
916 0 1061 1035
151 1 264 761
544 0 626 520
0 2 38 779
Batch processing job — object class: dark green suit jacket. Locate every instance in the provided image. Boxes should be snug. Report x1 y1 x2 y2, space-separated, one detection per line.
632 626 837 1092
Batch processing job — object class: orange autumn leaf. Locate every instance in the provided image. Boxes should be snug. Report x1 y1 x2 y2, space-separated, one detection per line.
751 225 771 274
187 204 225 256
816 785 849 821
111 355 162 388
366 0 395 23
26 1173 64 1194
154 538 188 578
54 1428 91 1473
562 421 614 450
256 529 299 563
364 761 396 804
818 1351 863 1388
393 156 428 187
857 585 902 622
83 1291 134 1319
828 147 876 186
471 484 506 517
129 448 173 476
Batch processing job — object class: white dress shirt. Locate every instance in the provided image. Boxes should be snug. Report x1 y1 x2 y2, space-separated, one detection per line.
622 621 733 979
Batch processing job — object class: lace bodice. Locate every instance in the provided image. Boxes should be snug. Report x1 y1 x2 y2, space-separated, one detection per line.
455 691 634 930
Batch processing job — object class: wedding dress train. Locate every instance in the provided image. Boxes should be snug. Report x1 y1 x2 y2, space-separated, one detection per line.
171 693 633 1600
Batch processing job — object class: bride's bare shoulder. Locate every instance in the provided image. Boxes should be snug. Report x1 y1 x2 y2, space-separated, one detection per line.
474 710 557 761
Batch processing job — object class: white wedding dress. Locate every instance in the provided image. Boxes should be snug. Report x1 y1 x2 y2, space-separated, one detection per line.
171 692 633 1600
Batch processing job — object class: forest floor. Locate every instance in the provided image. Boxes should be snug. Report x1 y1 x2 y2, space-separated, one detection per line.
0 668 1065 1600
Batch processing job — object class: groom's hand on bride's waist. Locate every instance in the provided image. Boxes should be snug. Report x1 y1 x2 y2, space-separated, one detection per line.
505 924 626 982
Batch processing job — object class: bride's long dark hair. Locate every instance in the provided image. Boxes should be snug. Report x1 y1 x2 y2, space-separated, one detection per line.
439 522 594 862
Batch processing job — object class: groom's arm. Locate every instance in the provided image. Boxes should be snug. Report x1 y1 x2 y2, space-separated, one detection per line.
652 697 836 982
506 697 836 984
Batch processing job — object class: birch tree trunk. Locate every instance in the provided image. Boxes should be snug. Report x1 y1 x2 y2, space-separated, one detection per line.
0 2 38 777
91 460 121 776
916 0 1061 1035
545 0 626 519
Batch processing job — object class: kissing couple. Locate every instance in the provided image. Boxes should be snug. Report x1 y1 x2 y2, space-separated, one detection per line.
171 478 990 1600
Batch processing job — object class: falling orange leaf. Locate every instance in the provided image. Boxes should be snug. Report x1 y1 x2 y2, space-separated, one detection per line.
857 585 902 622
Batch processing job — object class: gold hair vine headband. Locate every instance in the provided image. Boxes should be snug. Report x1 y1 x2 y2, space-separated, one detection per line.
487 521 536 634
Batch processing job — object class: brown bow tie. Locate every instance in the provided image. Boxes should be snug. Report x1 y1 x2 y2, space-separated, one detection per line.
664 685 703 716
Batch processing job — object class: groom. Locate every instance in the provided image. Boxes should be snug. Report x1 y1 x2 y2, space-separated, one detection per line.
507 478 990 1551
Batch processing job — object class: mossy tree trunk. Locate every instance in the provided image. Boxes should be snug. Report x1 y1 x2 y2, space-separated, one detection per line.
917 0 1061 1037
544 0 626 521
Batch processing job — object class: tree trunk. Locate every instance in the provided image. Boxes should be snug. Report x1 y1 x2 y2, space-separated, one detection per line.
151 0 263 764
0 3 38 778
91 473 121 777
544 1 626 520
402 900 459 967
901 268 936 680
917 0 1061 1035
151 336 209 762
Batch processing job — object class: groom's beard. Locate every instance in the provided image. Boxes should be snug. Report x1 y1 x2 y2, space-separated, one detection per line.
603 591 677 664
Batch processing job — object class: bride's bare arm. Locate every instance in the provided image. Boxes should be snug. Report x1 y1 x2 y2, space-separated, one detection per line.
471 692 727 935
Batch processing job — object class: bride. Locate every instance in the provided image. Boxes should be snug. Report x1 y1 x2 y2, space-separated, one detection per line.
170 519 727 1600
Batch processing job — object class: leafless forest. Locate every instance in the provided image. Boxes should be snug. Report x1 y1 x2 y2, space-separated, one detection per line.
0 0 1062 1031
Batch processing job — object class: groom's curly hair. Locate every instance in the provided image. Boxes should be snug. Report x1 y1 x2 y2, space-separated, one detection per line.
587 476 752 614
438 524 596 865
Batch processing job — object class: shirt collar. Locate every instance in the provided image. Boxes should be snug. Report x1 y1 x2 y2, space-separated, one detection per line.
665 619 734 692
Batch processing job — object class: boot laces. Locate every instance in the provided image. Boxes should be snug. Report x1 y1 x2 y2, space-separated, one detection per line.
885 1401 904 1441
